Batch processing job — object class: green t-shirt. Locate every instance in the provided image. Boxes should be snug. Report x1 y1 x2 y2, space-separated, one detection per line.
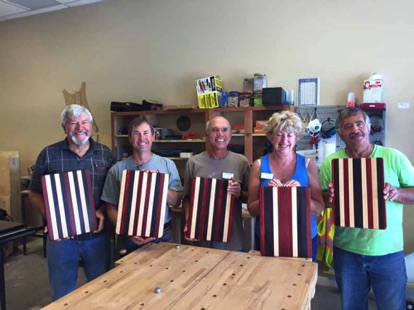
319 144 414 255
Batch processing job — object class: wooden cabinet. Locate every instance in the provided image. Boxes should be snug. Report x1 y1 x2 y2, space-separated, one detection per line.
110 106 294 170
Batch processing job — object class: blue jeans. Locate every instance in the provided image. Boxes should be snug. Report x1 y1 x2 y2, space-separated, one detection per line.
333 246 407 310
47 234 109 301
116 226 174 257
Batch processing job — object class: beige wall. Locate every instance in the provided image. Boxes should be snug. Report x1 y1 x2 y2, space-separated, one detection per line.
1 0 414 252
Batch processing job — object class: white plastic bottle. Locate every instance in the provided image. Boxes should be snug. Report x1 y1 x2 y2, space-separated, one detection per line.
347 92 356 107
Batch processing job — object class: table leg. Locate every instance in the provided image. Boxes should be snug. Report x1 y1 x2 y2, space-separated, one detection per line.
42 219 47 257
171 208 182 244
0 249 6 310
21 193 27 256
242 214 255 252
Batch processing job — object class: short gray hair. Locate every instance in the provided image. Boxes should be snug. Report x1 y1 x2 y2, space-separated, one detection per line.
61 104 93 126
336 107 370 130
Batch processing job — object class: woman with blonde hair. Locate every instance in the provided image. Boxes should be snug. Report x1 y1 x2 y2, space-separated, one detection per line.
247 110 324 260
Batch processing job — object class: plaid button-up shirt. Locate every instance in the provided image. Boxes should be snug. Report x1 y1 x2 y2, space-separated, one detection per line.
30 138 115 210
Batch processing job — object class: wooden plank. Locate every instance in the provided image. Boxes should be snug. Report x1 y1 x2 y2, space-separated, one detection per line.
42 243 317 310
171 251 317 310
42 243 230 309
0 196 10 216
0 151 20 220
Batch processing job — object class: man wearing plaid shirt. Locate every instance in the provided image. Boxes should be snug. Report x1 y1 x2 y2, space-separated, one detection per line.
29 104 115 301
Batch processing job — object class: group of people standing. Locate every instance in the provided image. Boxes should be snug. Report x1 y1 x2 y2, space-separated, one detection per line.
28 103 414 310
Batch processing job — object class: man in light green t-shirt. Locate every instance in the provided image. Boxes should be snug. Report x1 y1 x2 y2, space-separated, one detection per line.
319 107 414 310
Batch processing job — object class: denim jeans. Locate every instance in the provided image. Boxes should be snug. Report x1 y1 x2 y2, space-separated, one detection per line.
333 246 407 310
116 226 174 258
47 234 109 301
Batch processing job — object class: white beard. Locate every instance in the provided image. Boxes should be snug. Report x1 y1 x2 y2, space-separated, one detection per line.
71 134 90 146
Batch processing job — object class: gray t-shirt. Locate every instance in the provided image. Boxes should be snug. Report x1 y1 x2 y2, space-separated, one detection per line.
183 151 250 251
101 155 183 223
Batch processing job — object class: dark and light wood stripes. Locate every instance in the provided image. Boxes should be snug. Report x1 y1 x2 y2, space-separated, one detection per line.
41 170 96 240
116 170 169 238
332 158 386 229
186 177 234 242
259 186 311 258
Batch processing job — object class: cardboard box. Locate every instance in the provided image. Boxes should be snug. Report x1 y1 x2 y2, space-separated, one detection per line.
197 92 222 109
232 124 245 134
363 74 383 103
255 120 267 129
196 76 223 109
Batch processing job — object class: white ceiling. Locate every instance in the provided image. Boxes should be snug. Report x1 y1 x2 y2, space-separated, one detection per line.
0 0 104 22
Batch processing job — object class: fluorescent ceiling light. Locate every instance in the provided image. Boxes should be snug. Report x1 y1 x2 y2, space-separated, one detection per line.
0 0 104 21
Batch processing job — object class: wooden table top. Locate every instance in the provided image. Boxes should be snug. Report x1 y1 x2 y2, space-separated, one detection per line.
42 242 317 310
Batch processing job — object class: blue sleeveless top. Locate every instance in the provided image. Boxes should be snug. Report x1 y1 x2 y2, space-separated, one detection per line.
257 153 317 238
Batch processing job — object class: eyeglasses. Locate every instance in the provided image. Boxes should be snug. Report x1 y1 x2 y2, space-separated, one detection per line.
209 127 230 133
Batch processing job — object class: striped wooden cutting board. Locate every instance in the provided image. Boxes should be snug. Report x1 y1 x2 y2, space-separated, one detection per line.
41 170 96 240
259 186 311 258
186 177 234 242
332 158 386 229
116 170 169 238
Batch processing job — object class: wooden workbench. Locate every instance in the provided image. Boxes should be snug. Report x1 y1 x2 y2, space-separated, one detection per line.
42 242 317 310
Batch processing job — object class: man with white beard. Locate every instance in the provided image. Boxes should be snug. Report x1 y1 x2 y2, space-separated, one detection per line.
29 104 115 301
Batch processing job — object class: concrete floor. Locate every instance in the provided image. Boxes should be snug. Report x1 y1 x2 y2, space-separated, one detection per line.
3 237 381 310
4 237 87 310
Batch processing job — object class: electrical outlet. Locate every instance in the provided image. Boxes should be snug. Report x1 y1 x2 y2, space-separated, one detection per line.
398 102 410 109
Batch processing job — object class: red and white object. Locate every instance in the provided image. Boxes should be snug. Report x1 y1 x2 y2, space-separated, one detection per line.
116 170 169 238
259 186 312 258
41 170 96 240
186 177 234 242
363 73 383 103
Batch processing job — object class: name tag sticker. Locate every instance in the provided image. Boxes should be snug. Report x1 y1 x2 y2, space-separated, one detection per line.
261 172 274 180
222 172 234 180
